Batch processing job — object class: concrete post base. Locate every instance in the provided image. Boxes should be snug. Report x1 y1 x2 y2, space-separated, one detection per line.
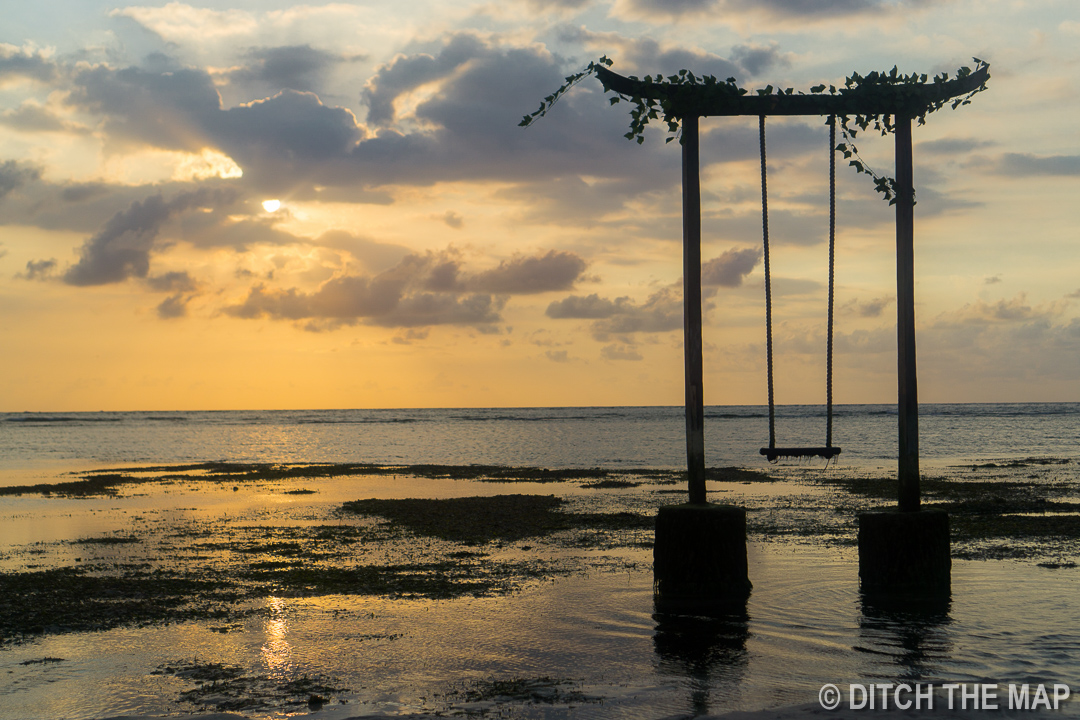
653 503 751 610
858 508 950 595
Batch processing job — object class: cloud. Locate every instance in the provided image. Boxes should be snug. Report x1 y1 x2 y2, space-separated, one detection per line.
937 294 1064 326
17 258 57 281
701 247 761 287
0 160 41 201
110 4 259 42
362 34 488 126
61 182 113 203
67 64 225 152
470 250 586 294
601 343 644 361
224 248 587 330
844 296 892 318
612 0 881 21
0 101 88 134
917 137 994 155
995 153 1080 177
441 211 464 229
229 45 341 93
63 187 239 286
524 0 592 11
545 349 571 362
547 285 683 339
156 294 192 319
49 33 677 198
0 44 58 85
66 63 363 189
146 271 199 293
731 43 791 77
546 293 622 319
314 230 410 273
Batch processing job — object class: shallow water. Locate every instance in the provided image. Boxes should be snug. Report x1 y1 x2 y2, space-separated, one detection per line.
3 469 1080 719
3 404 1078 478
4 546 1080 719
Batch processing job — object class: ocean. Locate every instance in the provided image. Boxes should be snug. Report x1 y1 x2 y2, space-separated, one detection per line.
1 403 1079 719
3 402 1079 478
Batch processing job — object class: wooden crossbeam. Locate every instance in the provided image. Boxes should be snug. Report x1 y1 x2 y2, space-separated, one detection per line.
594 65 989 118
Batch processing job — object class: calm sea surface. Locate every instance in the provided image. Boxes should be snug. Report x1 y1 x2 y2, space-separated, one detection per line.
2 403 1078 478
2 403 1079 718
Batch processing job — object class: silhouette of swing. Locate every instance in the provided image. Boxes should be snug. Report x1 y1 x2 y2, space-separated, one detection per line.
758 115 841 463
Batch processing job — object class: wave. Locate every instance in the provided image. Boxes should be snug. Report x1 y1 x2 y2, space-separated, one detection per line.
3 415 123 423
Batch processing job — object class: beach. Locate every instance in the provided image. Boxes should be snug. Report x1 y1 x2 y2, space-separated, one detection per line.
2 406 1080 718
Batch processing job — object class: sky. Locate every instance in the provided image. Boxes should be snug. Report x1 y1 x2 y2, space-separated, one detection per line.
0 0 1077 411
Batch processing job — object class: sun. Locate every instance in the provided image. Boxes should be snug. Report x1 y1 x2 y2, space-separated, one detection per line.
262 199 281 212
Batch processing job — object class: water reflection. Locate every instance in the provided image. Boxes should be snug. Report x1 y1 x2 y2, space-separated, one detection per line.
262 597 294 678
857 592 953 681
653 598 751 716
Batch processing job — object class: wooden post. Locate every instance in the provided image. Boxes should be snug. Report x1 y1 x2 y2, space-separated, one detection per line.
682 114 706 505
895 115 920 512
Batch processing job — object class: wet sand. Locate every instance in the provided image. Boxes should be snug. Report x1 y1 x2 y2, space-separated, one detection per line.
3 460 1079 718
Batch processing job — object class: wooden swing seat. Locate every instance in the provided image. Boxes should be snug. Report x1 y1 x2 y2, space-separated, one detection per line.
759 446 842 462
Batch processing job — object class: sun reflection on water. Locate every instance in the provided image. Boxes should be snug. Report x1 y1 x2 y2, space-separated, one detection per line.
262 597 293 678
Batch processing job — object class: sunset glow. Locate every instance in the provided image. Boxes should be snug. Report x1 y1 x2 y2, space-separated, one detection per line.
1 1 1077 411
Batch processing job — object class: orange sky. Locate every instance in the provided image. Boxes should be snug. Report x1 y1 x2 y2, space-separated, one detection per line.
1 1 1078 411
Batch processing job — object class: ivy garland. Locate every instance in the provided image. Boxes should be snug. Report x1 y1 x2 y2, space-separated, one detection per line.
521 56 990 204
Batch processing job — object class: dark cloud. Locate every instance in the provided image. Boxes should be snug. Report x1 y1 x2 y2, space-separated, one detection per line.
18 258 57 280
51 36 673 197
731 43 789 77
616 0 878 19
0 103 87 134
471 250 586 294
0 160 41 201
0 45 58 84
441 211 464 229
545 349 571 362
526 0 591 11
146 271 198 293
63 187 239 286
735 0 878 16
61 182 112 203
623 39 742 84
995 153 1080 177
844 296 892 318
67 64 223 152
942 294 1052 325
67 63 362 185
224 248 586 330
362 34 489 126
548 286 683 339
231 45 341 93
547 293 622 319
701 246 761 286
156 294 192 319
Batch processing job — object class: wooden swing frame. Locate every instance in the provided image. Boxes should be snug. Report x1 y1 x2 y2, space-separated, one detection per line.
592 64 990 510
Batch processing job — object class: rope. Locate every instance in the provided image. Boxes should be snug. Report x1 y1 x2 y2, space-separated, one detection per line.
827 116 836 449
758 116 840 461
759 114 776 450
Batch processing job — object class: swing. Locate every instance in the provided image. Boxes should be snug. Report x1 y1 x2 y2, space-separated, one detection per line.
757 114 842 463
